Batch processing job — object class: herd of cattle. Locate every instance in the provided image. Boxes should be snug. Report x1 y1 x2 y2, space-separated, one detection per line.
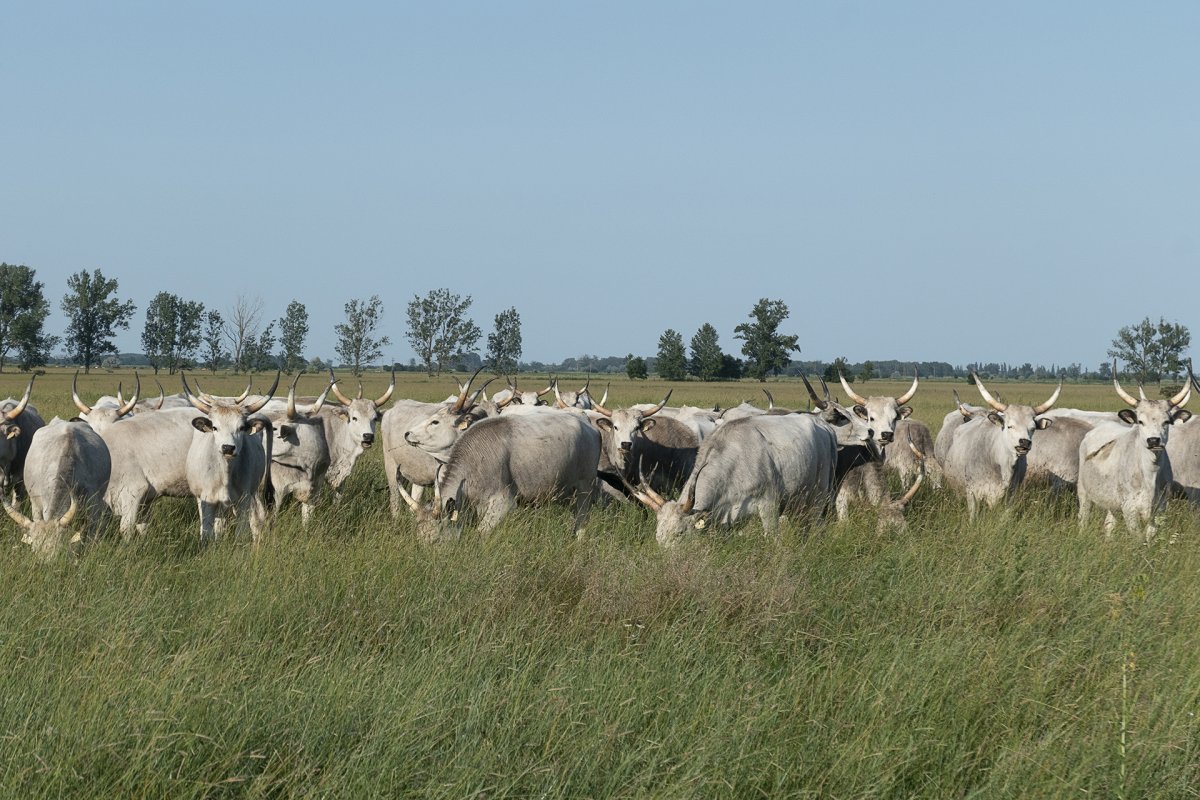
0 360 1198 558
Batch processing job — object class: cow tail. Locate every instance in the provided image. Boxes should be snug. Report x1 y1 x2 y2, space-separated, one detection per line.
262 421 276 512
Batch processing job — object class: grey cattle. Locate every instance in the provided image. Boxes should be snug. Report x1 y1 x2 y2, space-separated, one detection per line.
933 390 984 466
620 414 699 497
587 390 672 486
551 376 602 410
630 413 838 547
0 376 43 498
1166 372 1200 505
72 371 140 433
181 373 277 543
383 371 493 516
256 376 332 526
885 418 942 489
322 367 396 493
1025 414 1094 489
837 442 926 532
3 418 111 559
395 411 601 539
942 374 1060 519
716 401 767 423
490 376 552 408
838 370 920 451
1077 365 1191 539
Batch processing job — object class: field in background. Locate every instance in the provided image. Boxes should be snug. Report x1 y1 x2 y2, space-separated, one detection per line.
1 368 1199 796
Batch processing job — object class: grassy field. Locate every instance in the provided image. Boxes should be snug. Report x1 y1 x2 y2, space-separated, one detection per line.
1 368 1198 797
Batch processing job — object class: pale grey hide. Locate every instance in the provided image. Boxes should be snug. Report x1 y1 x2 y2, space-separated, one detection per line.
396 412 601 540
942 374 1060 519
72 371 140 434
631 413 838 548
321 367 396 493
0 376 44 498
587 390 672 485
254 376 332 526
1166 376 1200 505
885 418 943 490
1024 414 1094 489
4 418 111 560
933 391 984 466
1077 368 1191 539
838 370 920 451
836 442 926 532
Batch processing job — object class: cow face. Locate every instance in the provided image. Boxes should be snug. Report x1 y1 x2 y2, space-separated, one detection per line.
3 496 79 562
404 404 484 458
985 406 1052 456
192 406 269 461
1118 401 1192 452
331 399 383 450
838 371 918 450
593 409 655 471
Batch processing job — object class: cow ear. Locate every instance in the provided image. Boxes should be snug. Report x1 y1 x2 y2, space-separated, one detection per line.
898 406 913 419
331 408 349 421
986 412 1004 426
279 424 296 438
853 405 868 419
1118 409 1137 425
4 425 19 440
1173 409 1193 425
641 418 656 432
1036 417 1053 430
192 417 215 433
246 419 269 435
595 418 614 432
694 512 709 529
454 414 472 430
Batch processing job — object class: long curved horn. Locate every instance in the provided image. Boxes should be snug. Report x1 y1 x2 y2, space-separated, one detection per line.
819 377 833 403
971 372 1007 412
4 375 34 421
2 496 32 529
637 464 667 508
553 381 572 410
466 377 496 409
233 380 253 403
191 378 219 407
799 374 826 410
57 496 79 527
895 444 926 508
116 371 140 417
642 389 672 418
451 366 485 414
590 385 613 417
1169 363 1192 407
1138 385 1149 401
328 368 353 406
300 381 332 416
598 383 609 407
153 380 165 410
374 366 396 407
356 381 364 400
1111 359 1138 407
116 385 125 406
286 374 301 419
1032 379 1062 415
762 389 775 410
243 371 280 414
180 373 212 413
838 371 869 405
895 369 919 405
580 374 591 394
71 371 92 415
395 480 422 512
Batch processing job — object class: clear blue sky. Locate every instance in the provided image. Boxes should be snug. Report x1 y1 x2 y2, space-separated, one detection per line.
3 3 1198 369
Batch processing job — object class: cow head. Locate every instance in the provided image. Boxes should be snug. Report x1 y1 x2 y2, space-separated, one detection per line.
838 369 919 448
630 465 705 548
801 374 878 456
589 389 672 472
328 366 395 450
271 374 332 455
0 374 33 447
404 368 494 460
183 372 276 461
393 467 459 542
3 495 79 561
552 376 602 410
494 376 553 408
1112 360 1191 452
972 372 1059 456
72 370 140 433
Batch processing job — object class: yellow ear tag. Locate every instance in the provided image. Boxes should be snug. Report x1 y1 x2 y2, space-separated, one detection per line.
450 510 459 522
695 518 706 530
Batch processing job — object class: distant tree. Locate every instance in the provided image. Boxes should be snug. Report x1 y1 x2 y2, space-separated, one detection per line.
626 354 648 380
60 269 136 374
225 295 266 374
689 323 724 381
337 295 392 377
244 323 278 372
656 329 687 381
277 300 309 374
486 307 522 374
405 289 481 376
101 355 121 372
0 263 55 373
823 356 852 384
1108 316 1192 384
859 361 876 382
141 291 204 374
201 310 228 373
717 354 743 380
734 298 800 380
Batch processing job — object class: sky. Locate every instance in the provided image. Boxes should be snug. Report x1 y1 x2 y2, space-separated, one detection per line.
3 3 1199 369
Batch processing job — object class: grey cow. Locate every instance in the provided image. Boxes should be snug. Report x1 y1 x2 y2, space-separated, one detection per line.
3 418 111 559
321 367 396 494
0 376 44 499
256 375 333 526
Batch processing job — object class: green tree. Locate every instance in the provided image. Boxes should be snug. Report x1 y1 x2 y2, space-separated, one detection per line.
689 323 724 381
61 269 136 374
733 298 800 380
337 295 392 377
626 354 648 380
1108 316 1192 384
823 357 852 384
201 310 228 373
486 307 522 374
277 300 310 374
859 361 876 382
405 289 481 376
656 329 687 381
141 291 204 375
0 263 56 372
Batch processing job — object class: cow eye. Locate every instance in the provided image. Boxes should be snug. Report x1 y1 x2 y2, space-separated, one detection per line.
431 420 439 426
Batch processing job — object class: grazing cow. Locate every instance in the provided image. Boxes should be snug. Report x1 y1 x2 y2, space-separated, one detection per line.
630 412 838 547
322 367 395 493
886 418 943 489
72 371 140 433
836 442 927 531
382 370 493 515
395 412 601 539
1077 364 1191 538
2 418 111 559
942 374 1060 519
181 373 277 543
257 375 333 526
0 376 43 498
838 369 920 451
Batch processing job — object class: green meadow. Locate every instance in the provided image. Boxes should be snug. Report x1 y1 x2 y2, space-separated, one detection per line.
0 369 1197 798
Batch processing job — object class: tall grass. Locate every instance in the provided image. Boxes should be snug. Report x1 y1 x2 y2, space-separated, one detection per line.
0 370 1197 796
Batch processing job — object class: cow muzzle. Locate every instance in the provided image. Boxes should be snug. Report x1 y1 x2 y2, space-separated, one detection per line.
221 444 236 459
1015 438 1032 455
362 433 375 449
879 431 894 444
619 441 632 452
1147 437 1164 451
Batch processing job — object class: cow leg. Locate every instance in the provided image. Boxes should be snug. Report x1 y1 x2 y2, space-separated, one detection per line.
197 500 218 545
835 488 850 521
1078 493 1092 529
1103 511 1117 538
109 488 144 542
478 495 515 537
249 495 271 542
965 493 979 521
571 484 595 539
